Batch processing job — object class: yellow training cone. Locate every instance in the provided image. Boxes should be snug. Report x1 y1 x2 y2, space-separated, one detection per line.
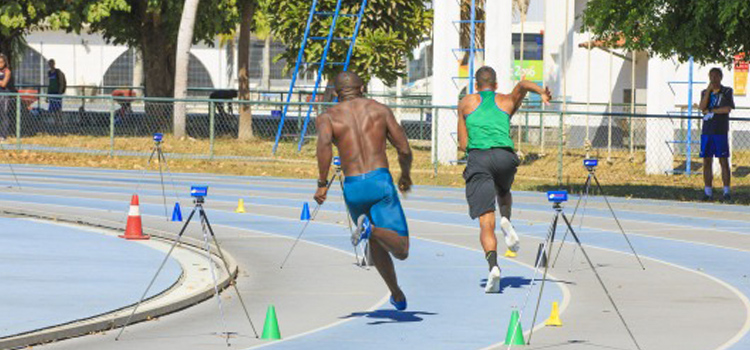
235 198 246 213
545 302 562 327
504 249 517 258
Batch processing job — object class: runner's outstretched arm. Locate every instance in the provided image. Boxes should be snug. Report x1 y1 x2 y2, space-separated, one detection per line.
508 80 551 115
384 106 413 193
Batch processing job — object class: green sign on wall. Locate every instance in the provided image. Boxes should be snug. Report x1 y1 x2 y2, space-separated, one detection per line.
513 60 543 81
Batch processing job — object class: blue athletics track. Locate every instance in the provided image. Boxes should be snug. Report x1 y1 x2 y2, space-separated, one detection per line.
0 165 748 350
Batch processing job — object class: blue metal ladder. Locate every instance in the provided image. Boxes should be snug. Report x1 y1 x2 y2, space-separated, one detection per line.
666 57 705 176
271 0 368 154
452 0 484 95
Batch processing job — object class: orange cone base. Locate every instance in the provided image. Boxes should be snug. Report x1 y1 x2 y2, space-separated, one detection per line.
119 233 151 240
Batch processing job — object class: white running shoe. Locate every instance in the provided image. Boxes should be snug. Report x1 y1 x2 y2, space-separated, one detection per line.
500 217 520 253
485 266 502 293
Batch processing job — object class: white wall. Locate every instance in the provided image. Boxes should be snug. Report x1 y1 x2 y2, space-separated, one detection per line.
430 0 460 164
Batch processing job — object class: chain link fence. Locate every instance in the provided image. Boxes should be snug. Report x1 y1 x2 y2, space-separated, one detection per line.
1 91 749 192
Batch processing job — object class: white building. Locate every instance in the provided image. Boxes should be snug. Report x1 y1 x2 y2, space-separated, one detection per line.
431 0 750 174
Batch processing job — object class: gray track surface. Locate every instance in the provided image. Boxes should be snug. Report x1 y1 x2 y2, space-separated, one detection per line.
0 165 748 350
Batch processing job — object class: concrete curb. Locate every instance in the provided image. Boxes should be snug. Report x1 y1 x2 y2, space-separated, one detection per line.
0 206 241 350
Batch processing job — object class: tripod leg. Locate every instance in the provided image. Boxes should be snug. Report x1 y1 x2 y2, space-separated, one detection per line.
525 211 560 346
156 147 168 220
200 212 231 346
134 147 158 194
201 209 260 338
115 206 198 341
560 212 643 350
565 176 592 273
336 170 365 268
279 171 337 269
504 210 559 350
0 143 22 189
551 174 591 267
159 145 182 201
592 174 646 270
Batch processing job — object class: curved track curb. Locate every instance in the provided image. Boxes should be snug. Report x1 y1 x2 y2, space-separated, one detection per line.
0 206 240 350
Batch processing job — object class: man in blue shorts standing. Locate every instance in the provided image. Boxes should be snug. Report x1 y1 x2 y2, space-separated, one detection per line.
698 67 734 202
314 71 412 311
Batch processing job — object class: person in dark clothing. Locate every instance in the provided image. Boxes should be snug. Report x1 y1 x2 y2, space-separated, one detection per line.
698 67 734 202
0 53 13 141
47 59 67 113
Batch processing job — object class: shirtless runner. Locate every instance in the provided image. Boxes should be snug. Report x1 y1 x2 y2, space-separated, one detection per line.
314 71 413 310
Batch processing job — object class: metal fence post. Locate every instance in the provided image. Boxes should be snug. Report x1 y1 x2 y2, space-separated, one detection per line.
524 111 529 143
558 112 564 185
420 107 425 141
540 112 545 155
607 113 612 162
109 97 115 157
15 94 21 150
629 113 634 162
432 107 438 177
209 100 215 160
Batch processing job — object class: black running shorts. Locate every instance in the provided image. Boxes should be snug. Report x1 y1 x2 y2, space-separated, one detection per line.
463 147 519 219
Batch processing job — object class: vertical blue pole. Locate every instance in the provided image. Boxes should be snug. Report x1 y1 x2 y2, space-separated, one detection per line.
686 56 694 176
342 0 368 72
297 0 344 151
469 0 476 94
272 0 318 155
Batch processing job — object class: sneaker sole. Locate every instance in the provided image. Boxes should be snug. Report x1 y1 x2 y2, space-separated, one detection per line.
500 217 520 253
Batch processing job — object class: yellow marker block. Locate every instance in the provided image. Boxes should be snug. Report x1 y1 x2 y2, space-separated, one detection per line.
545 301 563 327
235 198 246 213
504 249 517 258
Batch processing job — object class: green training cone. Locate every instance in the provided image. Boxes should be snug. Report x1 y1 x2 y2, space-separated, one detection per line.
504 310 525 345
261 305 281 340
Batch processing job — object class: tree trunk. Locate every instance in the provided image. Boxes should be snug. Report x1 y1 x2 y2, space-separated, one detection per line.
0 35 15 69
132 48 144 95
262 35 271 90
141 39 176 132
237 0 257 140
173 0 202 139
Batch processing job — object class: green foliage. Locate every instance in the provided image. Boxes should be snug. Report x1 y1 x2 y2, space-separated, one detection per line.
265 0 432 85
63 0 239 48
0 1 67 66
582 0 750 65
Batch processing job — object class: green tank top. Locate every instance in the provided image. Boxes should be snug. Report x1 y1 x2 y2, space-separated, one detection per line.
466 90 514 151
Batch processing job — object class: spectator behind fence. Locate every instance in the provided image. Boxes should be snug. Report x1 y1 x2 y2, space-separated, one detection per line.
0 53 14 142
698 67 734 202
47 59 67 113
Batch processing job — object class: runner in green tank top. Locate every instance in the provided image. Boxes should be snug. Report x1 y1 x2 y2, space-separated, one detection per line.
457 66 551 293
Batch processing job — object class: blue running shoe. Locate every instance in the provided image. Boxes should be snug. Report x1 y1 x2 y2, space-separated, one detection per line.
390 295 407 311
352 214 372 246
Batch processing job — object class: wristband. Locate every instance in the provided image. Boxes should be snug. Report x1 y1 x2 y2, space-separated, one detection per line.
317 179 328 188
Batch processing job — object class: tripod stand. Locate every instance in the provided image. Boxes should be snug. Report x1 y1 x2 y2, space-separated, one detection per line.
506 191 641 350
0 142 21 189
279 157 370 270
115 186 259 346
551 159 645 270
133 133 180 220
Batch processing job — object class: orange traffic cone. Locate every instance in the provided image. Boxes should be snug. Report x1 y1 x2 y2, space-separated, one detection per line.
119 194 150 240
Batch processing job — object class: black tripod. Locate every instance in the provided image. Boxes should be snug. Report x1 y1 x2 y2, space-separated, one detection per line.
552 160 645 270
133 133 179 220
115 190 259 346
506 191 641 350
279 157 370 269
